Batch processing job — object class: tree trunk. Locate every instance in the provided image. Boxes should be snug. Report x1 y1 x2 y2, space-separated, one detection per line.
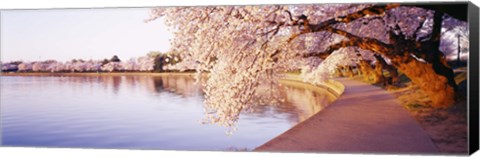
298 6 458 108
344 65 355 78
350 66 356 78
340 66 347 76
358 60 382 83
373 54 398 86
334 67 344 77
357 60 369 80
386 10 456 108
391 54 455 108
355 64 362 75
352 66 359 75
373 61 385 84
389 68 399 86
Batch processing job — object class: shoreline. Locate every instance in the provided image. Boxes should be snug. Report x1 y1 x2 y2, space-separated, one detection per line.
1 72 345 96
0 72 195 77
255 78 439 154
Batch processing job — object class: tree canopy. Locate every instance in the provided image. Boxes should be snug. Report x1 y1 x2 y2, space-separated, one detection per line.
110 55 121 62
148 3 469 129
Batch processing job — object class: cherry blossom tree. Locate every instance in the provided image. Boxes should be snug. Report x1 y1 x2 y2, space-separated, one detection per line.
85 60 103 72
6 55 157 73
123 58 139 71
1 61 20 72
101 62 124 72
17 62 33 72
32 62 47 72
148 3 469 128
137 56 155 71
47 62 65 72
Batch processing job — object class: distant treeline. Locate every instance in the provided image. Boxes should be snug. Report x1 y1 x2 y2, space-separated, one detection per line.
1 51 195 73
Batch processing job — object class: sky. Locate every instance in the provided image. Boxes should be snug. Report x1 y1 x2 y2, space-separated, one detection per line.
0 8 173 62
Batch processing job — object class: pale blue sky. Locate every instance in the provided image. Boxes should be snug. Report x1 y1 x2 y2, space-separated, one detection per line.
1 8 173 62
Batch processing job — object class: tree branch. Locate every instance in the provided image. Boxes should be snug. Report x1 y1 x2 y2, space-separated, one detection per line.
429 10 444 48
287 3 401 42
302 40 356 59
412 16 427 40
284 10 294 22
282 3 464 63
359 16 384 25
324 27 393 52
301 26 395 59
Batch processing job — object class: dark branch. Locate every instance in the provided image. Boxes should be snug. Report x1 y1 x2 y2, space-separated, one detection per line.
280 3 466 62
310 4 400 31
429 10 444 48
302 40 356 59
360 16 384 25
302 30 395 60
323 27 393 50
288 3 401 42
412 16 427 40
284 10 294 22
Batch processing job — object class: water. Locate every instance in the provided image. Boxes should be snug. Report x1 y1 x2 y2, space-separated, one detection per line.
0 75 335 151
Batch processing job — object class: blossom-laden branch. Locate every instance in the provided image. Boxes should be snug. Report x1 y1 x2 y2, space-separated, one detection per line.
301 28 394 60
287 4 401 42
149 3 469 131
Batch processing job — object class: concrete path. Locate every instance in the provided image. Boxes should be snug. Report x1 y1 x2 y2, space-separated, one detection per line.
255 78 438 154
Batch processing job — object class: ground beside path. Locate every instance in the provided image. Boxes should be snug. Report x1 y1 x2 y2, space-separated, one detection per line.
255 77 438 154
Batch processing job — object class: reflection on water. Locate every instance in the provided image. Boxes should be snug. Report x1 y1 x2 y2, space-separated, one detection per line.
1 75 334 150
281 85 336 122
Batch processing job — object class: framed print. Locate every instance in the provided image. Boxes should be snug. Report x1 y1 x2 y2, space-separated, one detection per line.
1 1 479 156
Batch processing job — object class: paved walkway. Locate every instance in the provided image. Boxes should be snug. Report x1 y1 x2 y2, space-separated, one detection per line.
255 78 438 154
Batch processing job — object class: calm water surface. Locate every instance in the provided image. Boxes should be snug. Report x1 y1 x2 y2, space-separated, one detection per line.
1 75 334 150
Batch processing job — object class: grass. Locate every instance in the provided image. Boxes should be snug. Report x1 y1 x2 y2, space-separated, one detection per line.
405 103 429 110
